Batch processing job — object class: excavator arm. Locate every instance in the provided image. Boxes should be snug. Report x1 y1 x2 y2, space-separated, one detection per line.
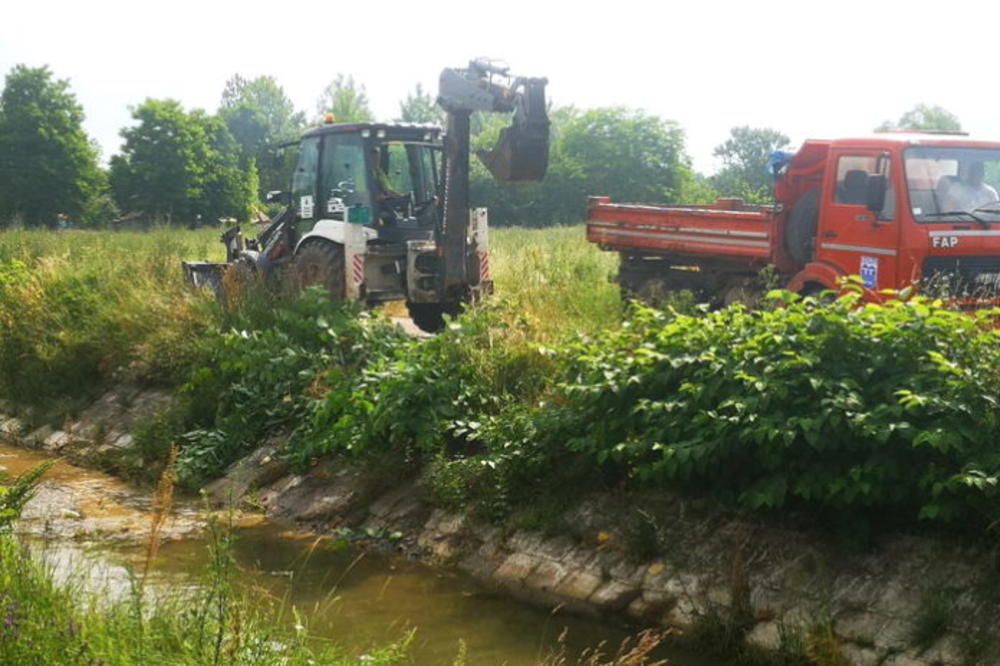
435 60 550 298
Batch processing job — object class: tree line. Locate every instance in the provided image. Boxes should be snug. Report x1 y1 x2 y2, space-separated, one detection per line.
0 64 967 228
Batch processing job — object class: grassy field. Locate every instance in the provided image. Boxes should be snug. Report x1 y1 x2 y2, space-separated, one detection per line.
0 225 618 415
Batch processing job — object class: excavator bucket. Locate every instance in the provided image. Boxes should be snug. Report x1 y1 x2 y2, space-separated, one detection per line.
476 78 550 183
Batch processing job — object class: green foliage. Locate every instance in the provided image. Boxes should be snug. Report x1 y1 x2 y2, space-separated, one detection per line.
711 126 789 202
534 292 1000 529
0 462 51 530
289 304 551 467
396 82 444 125
13 225 1000 539
0 228 220 410
175 290 406 486
110 99 257 225
909 586 955 652
218 74 305 195
876 104 963 132
0 523 410 665
471 106 690 226
315 74 374 123
0 64 106 227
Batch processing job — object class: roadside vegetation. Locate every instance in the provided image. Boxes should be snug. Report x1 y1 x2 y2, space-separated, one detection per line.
6 225 1000 540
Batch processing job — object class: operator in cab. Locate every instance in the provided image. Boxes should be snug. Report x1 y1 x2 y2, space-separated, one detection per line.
370 145 407 225
371 146 405 200
942 162 999 212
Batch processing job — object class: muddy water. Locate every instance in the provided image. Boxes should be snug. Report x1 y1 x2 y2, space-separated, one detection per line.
0 445 721 665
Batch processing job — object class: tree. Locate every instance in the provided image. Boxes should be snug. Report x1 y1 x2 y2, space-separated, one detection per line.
562 108 686 203
470 106 689 226
315 75 374 123
396 83 443 125
110 99 257 224
711 126 790 202
876 104 962 132
219 74 304 195
0 65 105 227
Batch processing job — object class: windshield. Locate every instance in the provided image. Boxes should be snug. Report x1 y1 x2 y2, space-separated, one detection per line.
904 146 1000 221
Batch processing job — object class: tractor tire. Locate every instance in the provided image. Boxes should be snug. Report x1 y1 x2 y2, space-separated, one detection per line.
407 301 463 333
785 188 821 265
293 241 346 299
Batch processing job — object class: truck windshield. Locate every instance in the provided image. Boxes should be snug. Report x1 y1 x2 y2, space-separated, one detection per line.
904 147 1000 221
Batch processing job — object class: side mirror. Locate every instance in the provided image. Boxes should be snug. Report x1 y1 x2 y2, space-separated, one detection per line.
265 190 289 204
866 175 887 214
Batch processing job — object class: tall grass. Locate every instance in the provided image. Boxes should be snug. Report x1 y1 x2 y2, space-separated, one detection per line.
0 460 411 665
0 225 617 414
490 225 620 341
0 229 222 412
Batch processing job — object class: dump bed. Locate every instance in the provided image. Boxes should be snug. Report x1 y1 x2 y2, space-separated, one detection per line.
586 196 781 264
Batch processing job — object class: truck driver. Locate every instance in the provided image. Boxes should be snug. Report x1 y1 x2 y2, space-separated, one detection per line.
942 162 999 212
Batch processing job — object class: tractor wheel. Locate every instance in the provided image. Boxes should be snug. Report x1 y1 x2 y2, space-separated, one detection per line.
785 188 821 265
293 241 346 299
407 301 463 333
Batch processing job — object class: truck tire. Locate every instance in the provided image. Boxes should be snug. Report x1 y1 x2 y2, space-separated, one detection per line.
407 301 463 333
785 188 821 265
293 240 346 299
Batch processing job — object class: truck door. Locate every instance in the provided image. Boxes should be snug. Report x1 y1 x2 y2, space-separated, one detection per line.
815 151 900 292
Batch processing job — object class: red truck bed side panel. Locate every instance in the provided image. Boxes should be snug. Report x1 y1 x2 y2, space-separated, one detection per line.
586 200 779 262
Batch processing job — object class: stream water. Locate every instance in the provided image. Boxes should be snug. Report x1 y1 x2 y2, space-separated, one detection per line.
0 444 723 666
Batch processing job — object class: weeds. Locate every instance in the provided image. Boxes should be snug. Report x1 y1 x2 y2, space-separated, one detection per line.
0 456 411 665
909 587 955 653
538 628 670 666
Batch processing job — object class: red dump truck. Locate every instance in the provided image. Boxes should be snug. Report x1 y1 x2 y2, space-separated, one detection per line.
587 133 1000 305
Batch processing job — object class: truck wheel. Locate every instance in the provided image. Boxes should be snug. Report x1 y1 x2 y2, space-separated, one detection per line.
785 188 820 265
407 302 463 333
293 241 345 299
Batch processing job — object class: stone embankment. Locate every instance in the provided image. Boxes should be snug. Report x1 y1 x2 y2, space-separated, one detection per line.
2 385 998 666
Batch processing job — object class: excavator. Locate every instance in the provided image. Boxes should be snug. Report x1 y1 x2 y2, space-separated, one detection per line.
183 60 549 332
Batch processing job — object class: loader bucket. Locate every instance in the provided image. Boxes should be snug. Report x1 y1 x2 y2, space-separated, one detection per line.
182 261 229 294
476 77 550 183
476 122 549 183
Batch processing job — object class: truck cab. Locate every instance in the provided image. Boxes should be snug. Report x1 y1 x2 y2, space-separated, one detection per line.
780 134 1000 299
586 132 1000 307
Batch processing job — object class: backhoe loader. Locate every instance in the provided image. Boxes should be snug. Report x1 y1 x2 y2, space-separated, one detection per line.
184 60 549 332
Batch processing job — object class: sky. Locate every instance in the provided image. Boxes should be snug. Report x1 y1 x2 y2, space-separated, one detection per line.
3 0 999 175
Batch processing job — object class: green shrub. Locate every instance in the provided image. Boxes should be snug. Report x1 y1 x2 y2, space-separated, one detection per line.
290 303 553 467
175 289 406 486
533 291 1000 529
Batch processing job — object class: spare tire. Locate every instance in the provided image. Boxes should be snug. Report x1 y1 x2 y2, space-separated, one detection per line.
785 189 820 265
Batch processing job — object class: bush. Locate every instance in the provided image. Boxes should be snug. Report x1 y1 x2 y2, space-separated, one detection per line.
174 289 406 486
532 291 1000 529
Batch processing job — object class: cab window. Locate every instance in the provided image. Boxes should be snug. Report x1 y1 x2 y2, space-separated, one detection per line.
385 144 413 194
833 154 894 220
291 136 320 220
321 133 369 216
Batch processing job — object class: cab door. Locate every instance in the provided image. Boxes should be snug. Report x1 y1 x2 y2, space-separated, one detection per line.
291 136 321 228
815 151 900 293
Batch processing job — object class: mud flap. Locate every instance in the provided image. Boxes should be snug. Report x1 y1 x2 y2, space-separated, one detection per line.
468 208 493 299
343 223 367 301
